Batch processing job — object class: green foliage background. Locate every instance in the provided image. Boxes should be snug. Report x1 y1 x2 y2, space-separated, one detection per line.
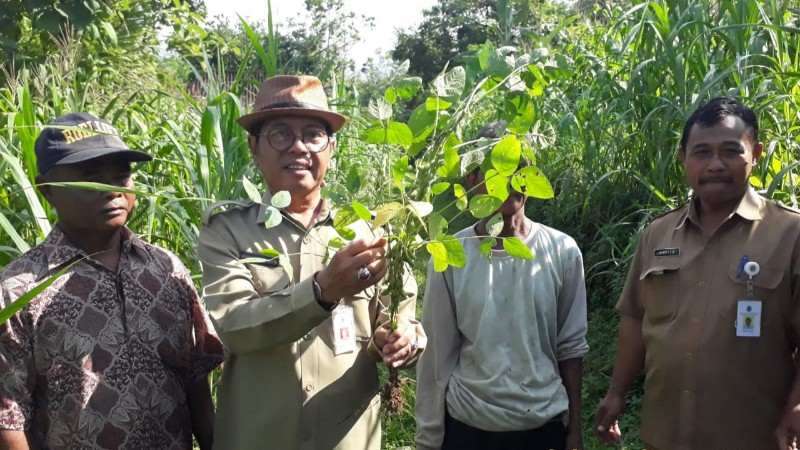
1 1 799 449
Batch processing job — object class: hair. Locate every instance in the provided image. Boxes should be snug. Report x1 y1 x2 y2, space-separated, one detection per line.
680 96 758 152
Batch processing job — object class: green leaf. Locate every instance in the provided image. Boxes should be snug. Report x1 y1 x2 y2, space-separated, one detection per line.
436 136 461 178
428 213 447 240
431 182 451 195
262 206 282 229
408 201 433 219
408 104 436 142
338 227 356 240
99 21 117 45
426 241 448 272
363 122 413 149
484 169 510 201
0 257 82 325
453 183 468 211
346 166 362 193
486 213 504 237
373 202 403 228
491 135 521 176
505 94 535 134
384 87 398 104
425 97 452 111
239 14 276 76
328 237 346 249
334 207 358 230
502 237 534 260
510 166 554 199
242 176 262 203
391 155 409 189
260 247 280 258
469 195 502 219
271 191 291 209
351 201 373 221
37 181 149 196
479 237 497 257
393 77 423 99
442 235 466 268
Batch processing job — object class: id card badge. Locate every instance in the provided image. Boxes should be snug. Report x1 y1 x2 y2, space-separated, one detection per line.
736 300 762 338
331 304 357 355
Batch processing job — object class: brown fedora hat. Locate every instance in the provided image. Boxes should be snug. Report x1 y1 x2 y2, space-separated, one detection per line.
238 75 348 133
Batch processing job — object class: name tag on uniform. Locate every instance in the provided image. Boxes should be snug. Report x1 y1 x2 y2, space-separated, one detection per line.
332 304 357 355
736 300 762 338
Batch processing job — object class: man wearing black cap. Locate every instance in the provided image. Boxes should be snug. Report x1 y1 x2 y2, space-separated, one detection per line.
0 113 223 450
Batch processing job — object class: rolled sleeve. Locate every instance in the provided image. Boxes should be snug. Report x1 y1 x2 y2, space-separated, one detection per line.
556 243 589 361
416 262 461 450
0 288 35 431
198 220 330 355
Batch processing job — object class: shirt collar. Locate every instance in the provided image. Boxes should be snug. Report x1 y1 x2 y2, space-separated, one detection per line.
255 190 332 228
42 226 145 274
675 187 764 230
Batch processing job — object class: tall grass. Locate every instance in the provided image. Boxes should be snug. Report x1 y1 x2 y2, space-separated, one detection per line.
0 1 797 449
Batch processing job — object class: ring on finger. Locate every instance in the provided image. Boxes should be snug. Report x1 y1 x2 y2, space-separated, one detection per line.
356 266 372 281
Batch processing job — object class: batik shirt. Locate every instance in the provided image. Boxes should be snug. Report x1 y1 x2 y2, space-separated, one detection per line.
0 227 223 450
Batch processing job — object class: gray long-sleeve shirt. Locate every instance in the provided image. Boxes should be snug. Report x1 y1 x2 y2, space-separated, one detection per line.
415 219 589 449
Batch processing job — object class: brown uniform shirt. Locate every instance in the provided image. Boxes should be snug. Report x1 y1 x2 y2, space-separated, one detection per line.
198 192 425 450
617 189 800 450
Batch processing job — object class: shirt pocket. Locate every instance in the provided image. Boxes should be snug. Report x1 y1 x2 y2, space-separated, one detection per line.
245 263 291 296
639 261 681 324
726 260 786 330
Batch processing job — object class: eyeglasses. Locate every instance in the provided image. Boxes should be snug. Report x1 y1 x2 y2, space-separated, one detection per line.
257 125 331 153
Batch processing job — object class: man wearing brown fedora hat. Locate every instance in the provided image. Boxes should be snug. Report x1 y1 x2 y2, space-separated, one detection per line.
198 75 426 450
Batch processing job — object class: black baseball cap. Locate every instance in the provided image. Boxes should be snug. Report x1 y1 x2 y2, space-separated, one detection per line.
35 112 152 175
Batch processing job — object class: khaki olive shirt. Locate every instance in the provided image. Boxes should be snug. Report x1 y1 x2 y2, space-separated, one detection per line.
198 192 424 450
617 189 800 450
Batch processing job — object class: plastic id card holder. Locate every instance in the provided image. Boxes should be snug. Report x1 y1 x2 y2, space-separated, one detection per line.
736 300 762 338
332 304 357 355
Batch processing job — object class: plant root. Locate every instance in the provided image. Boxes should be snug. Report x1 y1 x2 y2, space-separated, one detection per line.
381 368 407 414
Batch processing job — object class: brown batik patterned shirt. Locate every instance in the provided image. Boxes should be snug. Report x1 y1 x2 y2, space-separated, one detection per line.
0 226 223 450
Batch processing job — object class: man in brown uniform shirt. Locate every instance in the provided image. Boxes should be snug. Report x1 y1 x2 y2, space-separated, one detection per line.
198 75 426 450
595 97 800 450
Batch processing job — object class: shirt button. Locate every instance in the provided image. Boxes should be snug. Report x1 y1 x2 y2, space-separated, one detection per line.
304 384 314 392
302 236 311 245
303 333 313 341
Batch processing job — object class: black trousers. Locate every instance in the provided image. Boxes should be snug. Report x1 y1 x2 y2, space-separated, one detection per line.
441 412 566 450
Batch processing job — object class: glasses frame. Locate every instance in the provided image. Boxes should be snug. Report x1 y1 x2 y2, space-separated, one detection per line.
256 124 332 153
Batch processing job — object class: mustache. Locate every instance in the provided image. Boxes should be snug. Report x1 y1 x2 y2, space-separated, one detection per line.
699 176 733 184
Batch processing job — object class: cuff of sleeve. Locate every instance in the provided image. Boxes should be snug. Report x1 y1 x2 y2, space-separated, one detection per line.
294 276 334 322
557 344 589 361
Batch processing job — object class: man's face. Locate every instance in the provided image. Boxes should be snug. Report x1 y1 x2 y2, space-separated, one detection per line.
249 116 333 198
680 115 762 210
39 155 136 233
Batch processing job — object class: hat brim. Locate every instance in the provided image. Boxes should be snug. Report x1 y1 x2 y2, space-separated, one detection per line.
238 107 348 134
54 147 153 167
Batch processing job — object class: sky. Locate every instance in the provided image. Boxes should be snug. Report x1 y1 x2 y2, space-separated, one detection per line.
204 0 438 67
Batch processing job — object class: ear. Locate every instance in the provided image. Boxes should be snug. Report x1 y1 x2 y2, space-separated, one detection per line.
752 142 763 163
36 174 52 202
677 147 686 164
248 134 259 157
